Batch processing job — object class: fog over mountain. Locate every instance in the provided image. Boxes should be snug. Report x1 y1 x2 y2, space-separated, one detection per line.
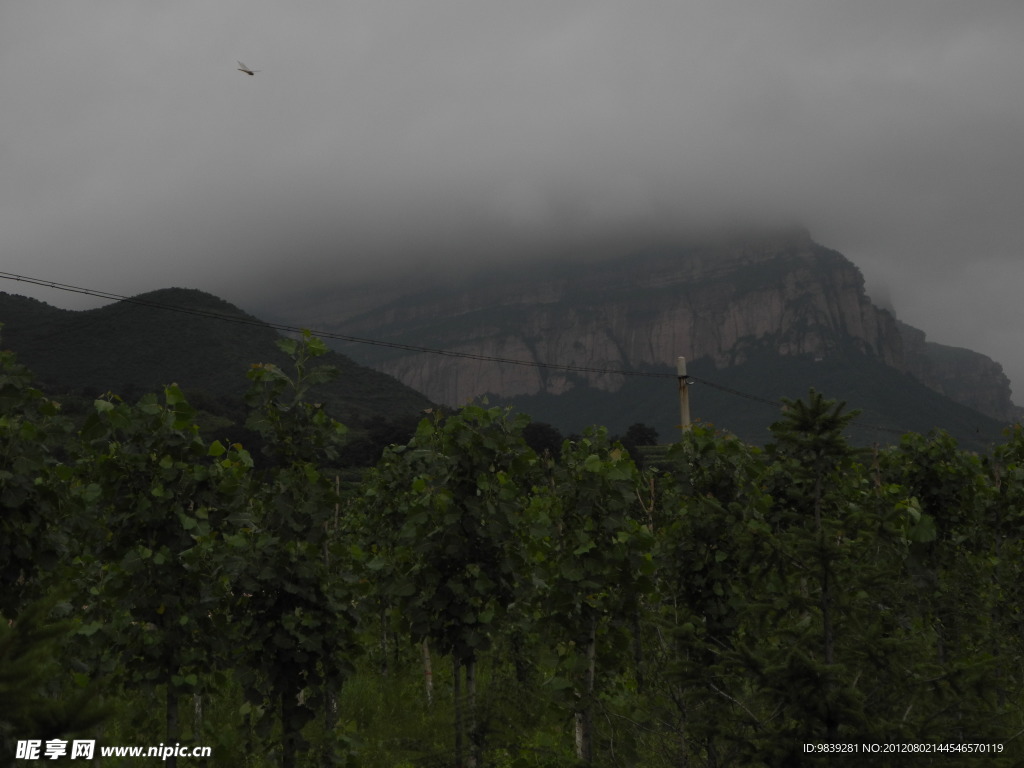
3 2 1023 394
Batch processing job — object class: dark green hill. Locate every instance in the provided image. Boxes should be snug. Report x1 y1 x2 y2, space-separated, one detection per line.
0 288 434 425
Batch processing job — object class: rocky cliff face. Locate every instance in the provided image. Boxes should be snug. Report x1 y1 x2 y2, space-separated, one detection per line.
317 230 908 403
281 228 1021 425
897 321 1023 423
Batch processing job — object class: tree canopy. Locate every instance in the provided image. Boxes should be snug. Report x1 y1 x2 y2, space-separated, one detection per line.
2 336 1023 767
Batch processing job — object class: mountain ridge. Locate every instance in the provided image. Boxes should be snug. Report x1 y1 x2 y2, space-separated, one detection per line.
5 229 1018 451
262 230 1018 446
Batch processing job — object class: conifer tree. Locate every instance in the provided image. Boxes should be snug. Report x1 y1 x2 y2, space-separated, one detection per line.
0 597 108 768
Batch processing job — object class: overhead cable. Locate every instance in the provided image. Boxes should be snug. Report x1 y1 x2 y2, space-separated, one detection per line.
0 270 923 437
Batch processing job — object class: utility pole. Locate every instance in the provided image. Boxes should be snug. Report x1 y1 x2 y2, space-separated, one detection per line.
677 356 691 436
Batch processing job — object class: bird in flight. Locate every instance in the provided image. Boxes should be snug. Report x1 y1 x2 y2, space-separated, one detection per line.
237 61 260 76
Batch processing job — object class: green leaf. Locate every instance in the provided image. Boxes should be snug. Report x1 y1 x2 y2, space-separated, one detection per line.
164 383 188 405
573 539 596 556
546 676 573 691
560 562 584 582
276 338 299 356
908 513 938 543
391 580 417 597
78 621 104 637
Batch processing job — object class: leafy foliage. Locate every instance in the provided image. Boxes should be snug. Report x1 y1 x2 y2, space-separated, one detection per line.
3 338 1024 767
0 344 77 615
233 331 361 767
0 597 109 768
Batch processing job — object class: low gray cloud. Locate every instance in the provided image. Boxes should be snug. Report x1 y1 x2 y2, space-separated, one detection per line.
3 2 1023 394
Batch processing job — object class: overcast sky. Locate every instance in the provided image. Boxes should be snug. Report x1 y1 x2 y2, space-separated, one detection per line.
3 2 1024 396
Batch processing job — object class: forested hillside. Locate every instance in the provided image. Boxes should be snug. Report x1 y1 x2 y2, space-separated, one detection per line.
0 288 433 424
2 333 1023 767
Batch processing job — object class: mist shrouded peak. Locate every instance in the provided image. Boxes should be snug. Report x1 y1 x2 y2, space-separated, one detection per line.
2 2 1023 394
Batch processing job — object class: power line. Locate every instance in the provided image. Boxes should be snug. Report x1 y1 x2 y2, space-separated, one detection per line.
0 271 677 379
0 270 916 437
